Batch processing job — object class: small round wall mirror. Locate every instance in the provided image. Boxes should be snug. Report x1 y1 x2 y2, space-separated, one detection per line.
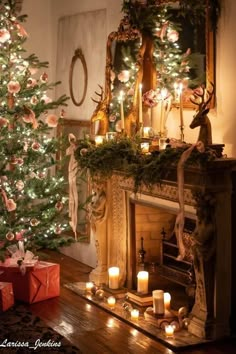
69 48 88 106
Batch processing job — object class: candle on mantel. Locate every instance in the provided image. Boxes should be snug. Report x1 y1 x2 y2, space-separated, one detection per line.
179 82 184 127
165 324 175 337
174 82 179 102
139 83 143 124
131 309 139 321
160 88 167 135
140 142 149 154
107 296 116 309
119 91 125 130
108 267 120 289
137 271 149 294
143 126 151 138
164 292 171 311
86 282 94 293
153 290 164 315
95 135 104 146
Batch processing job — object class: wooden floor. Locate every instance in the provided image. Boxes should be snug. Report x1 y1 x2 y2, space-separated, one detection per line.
27 251 236 354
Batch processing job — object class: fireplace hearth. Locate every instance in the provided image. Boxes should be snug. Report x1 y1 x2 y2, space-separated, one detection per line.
89 159 236 340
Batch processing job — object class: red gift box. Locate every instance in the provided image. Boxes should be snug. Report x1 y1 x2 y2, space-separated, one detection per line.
0 282 14 311
0 261 60 304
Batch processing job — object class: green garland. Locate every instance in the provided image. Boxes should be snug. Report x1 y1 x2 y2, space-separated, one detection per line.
122 0 221 32
75 137 216 192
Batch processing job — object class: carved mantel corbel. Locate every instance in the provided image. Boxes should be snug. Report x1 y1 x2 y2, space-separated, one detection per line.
188 191 216 338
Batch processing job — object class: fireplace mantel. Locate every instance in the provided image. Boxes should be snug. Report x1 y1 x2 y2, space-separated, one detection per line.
89 158 236 340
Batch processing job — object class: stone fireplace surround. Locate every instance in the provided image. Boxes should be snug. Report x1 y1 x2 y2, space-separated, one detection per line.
89 159 236 340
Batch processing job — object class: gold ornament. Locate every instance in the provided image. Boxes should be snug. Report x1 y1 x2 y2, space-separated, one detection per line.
30 218 40 226
55 201 63 211
182 317 191 329
55 226 62 235
95 289 105 300
6 231 15 241
170 320 180 332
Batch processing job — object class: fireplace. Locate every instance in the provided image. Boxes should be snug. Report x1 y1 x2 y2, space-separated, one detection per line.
89 159 236 339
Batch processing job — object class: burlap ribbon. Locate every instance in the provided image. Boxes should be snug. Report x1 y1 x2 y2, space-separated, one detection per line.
66 134 79 240
175 142 204 260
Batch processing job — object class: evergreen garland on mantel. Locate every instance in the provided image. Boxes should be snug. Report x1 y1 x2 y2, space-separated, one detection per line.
122 0 221 32
75 138 216 192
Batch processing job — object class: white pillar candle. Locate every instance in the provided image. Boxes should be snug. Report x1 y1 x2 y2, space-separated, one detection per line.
108 267 120 289
174 82 179 102
179 83 184 127
119 91 125 130
131 309 139 321
164 292 171 311
165 324 174 337
137 271 149 294
139 83 143 124
160 88 167 135
152 290 164 315
95 135 104 146
107 296 116 308
85 282 94 293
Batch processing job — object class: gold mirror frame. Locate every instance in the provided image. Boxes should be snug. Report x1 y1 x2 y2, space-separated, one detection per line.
105 19 142 109
104 1 215 121
69 48 88 107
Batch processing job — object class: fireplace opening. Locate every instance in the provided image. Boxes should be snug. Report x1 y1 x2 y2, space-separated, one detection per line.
128 200 196 311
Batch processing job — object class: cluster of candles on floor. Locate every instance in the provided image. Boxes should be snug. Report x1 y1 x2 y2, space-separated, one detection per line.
85 268 184 337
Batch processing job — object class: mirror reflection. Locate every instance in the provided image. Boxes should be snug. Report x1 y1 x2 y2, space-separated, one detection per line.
100 1 215 137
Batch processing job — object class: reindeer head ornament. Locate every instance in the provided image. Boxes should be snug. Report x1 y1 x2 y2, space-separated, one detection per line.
189 83 214 146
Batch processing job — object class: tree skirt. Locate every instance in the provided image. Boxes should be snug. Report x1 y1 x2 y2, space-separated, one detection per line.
0 304 82 353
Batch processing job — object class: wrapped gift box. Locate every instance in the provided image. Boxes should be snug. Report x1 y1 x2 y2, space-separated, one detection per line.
0 282 14 311
0 261 60 304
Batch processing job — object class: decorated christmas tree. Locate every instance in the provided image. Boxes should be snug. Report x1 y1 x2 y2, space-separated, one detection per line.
0 0 74 260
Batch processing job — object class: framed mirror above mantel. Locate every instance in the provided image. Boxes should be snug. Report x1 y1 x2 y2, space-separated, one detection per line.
99 0 218 137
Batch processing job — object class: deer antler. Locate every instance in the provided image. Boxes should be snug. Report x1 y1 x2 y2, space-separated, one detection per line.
190 82 214 111
91 84 104 104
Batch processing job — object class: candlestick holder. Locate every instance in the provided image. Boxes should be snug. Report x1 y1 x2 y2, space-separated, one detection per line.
180 125 184 142
137 122 143 137
138 237 146 264
102 285 127 299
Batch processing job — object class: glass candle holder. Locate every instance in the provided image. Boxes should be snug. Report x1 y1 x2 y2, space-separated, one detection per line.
165 324 174 337
95 135 104 146
107 296 116 309
85 282 94 293
159 137 167 150
142 126 152 138
130 309 139 321
140 142 149 154
106 132 117 141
